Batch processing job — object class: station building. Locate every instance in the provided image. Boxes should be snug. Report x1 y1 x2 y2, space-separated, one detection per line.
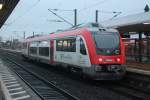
101 11 150 64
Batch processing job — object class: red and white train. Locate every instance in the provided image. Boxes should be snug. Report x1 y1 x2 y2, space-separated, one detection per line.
21 23 126 80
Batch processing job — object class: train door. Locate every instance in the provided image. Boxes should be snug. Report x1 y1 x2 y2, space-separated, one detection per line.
50 40 54 64
54 37 78 66
77 36 91 67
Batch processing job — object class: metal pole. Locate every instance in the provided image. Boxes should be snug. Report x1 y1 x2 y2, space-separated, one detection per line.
74 9 77 26
148 36 150 61
23 31 25 39
96 10 98 23
33 32 34 37
138 32 142 62
146 33 150 61
134 39 138 61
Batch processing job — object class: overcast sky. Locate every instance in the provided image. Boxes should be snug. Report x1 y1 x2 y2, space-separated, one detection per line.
0 0 150 41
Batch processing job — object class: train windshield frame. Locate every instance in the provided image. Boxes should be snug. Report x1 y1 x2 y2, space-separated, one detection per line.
92 31 120 55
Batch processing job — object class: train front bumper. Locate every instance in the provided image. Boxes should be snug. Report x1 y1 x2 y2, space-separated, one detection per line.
82 64 126 80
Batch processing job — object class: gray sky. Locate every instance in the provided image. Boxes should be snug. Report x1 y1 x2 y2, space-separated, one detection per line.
0 0 150 41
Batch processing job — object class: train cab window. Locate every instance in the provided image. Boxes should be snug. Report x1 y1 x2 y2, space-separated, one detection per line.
92 31 120 55
80 38 87 55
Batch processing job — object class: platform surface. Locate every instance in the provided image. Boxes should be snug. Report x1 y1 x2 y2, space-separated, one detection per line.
0 58 41 100
126 61 150 75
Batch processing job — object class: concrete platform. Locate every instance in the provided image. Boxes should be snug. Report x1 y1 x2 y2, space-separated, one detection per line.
126 62 150 75
127 67 150 75
0 58 41 100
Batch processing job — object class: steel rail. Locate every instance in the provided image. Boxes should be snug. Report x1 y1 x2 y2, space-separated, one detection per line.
4 56 79 100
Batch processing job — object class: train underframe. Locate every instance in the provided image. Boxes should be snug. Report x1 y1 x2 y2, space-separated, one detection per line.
22 54 126 80
82 64 126 80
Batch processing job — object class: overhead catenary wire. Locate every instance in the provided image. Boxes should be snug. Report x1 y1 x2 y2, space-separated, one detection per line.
79 0 111 12
9 0 41 25
1 0 41 34
48 9 74 27
1 0 49 35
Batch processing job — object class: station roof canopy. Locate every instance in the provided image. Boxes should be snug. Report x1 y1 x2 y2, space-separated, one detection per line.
101 11 150 32
0 0 20 28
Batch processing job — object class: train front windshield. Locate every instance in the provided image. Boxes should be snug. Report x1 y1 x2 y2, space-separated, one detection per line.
92 31 120 55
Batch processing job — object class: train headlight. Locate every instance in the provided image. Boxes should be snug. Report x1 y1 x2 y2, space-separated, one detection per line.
117 58 120 62
99 58 103 62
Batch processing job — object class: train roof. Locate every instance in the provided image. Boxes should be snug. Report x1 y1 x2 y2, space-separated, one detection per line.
23 23 118 43
22 27 86 42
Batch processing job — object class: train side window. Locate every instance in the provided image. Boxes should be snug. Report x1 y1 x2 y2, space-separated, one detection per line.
67 40 71 51
56 38 76 52
56 40 63 51
71 38 76 52
80 38 87 55
39 47 49 57
68 38 76 52
29 42 38 55
62 40 68 51
29 47 37 54
38 41 49 57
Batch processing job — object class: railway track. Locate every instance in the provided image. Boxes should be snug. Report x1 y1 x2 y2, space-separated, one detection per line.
116 72 150 100
2 56 79 100
1 49 150 100
94 70 150 100
125 71 150 94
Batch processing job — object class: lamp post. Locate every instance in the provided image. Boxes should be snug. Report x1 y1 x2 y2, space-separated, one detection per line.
0 0 4 10
0 3 3 10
